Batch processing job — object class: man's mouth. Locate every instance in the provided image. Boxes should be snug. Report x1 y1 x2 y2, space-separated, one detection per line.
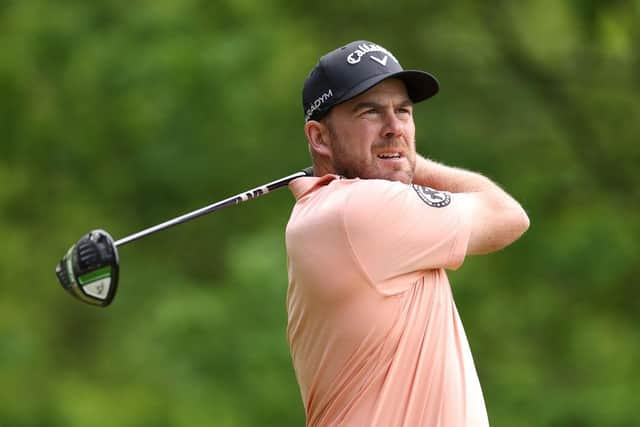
377 152 402 159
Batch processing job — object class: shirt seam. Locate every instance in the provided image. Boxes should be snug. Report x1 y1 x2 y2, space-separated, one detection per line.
445 194 472 270
340 184 380 293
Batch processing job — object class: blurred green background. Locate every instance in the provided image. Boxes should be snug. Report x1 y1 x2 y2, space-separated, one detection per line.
1 0 639 425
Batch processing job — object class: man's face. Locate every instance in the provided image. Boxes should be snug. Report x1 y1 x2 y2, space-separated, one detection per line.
323 78 417 184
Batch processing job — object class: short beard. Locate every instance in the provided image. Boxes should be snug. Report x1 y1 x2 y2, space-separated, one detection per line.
324 118 416 182
325 119 367 179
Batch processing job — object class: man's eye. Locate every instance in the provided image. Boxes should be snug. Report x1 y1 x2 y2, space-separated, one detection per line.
358 109 378 118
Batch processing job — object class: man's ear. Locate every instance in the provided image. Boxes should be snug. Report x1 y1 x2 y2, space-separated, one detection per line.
305 120 332 158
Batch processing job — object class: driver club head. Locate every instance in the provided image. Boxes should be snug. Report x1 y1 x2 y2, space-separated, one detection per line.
55 229 119 307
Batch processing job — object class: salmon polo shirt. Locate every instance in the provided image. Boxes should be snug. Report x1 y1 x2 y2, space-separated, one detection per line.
285 175 489 427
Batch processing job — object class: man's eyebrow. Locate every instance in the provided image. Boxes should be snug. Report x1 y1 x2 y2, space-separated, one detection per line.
351 99 413 112
351 101 382 112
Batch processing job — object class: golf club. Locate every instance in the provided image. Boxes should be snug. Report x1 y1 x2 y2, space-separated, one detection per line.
55 166 314 307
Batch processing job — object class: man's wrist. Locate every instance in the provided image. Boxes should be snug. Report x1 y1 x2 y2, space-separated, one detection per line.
412 155 440 188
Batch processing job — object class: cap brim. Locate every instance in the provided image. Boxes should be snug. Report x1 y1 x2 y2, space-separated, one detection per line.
394 70 440 102
337 70 440 108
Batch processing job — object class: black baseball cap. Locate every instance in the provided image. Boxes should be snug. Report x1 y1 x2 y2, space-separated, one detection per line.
302 40 439 122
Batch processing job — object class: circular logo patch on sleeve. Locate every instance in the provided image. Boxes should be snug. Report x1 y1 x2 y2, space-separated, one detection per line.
412 184 452 208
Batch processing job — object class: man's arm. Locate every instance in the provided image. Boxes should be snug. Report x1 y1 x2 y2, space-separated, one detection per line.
413 155 530 255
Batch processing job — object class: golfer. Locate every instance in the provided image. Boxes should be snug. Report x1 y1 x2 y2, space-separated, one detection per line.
285 40 530 426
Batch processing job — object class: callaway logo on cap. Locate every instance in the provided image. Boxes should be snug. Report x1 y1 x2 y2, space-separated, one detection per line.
302 40 440 122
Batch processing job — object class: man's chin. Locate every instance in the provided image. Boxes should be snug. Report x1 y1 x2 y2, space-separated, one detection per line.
334 162 414 183
375 160 415 183
368 168 413 184
386 171 413 184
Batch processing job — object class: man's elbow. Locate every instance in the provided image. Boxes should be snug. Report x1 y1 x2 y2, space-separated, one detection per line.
468 202 530 256
514 204 530 237
501 203 530 249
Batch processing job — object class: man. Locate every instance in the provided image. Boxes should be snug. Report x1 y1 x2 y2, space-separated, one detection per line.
285 40 529 426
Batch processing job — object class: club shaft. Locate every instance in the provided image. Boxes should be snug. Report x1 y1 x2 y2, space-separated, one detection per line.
114 167 313 247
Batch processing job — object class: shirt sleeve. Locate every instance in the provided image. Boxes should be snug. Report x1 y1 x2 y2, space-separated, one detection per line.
343 179 473 294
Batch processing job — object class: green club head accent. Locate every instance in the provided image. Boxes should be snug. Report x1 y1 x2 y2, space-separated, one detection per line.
55 229 119 307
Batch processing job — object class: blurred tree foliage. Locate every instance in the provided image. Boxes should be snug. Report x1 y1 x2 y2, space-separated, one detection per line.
1 0 638 425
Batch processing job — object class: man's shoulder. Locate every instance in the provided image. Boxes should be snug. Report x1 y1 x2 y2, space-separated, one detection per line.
290 178 407 224
329 177 408 194
341 178 409 202
299 177 406 211
300 179 409 230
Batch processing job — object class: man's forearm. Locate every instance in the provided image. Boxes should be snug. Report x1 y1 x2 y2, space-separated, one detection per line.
413 154 530 255
413 155 499 193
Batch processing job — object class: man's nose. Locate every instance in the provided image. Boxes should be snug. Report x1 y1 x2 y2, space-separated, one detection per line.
382 111 405 138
